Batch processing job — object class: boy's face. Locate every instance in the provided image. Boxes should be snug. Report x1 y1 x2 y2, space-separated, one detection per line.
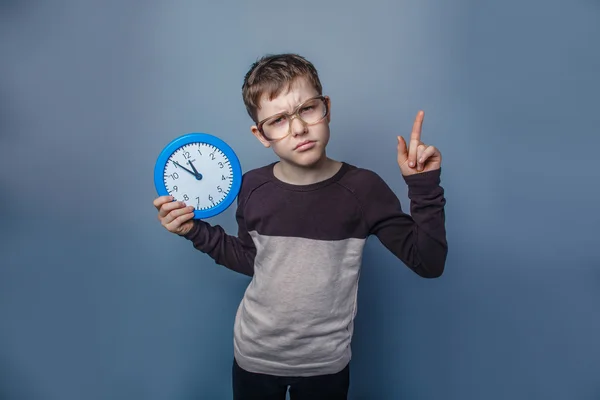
250 77 331 169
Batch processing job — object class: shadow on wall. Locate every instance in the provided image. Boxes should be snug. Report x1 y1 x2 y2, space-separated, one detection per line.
0 0 43 143
0 87 14 142
0 0 41 14
0 86 22 222
0 354 44 400
0 87 16 222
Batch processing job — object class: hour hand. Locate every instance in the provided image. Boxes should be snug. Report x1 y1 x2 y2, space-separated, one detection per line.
188 160 203 180
172 161 196 177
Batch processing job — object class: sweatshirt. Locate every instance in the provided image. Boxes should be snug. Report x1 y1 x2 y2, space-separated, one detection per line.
183 161 447 377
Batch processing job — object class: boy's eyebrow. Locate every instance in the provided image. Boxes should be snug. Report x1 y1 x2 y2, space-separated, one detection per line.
270 97 312 115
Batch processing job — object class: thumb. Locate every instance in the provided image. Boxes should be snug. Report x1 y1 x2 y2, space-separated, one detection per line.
397 136 408 165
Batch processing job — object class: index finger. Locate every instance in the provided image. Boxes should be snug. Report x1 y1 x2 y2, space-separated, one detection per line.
153 195 174 210
408 110 424 167
410 110 424 143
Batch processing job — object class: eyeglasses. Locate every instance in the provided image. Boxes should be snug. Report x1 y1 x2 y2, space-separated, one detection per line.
256 95 329 141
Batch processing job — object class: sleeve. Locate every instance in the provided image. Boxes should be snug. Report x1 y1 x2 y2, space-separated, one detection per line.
361 168 447 278
182 183 256 277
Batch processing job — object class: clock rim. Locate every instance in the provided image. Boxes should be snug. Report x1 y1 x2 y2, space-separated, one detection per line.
153 132 242 219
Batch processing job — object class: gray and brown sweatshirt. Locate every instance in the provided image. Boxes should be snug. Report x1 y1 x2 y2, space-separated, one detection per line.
184 161 447 377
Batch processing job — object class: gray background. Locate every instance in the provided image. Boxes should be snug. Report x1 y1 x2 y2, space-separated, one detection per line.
1 0 599 399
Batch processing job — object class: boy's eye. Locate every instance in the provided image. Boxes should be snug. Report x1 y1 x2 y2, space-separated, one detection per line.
300 106 314 114
267 116 285 126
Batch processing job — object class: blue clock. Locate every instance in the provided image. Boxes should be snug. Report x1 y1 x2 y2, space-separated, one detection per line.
154 132 243 219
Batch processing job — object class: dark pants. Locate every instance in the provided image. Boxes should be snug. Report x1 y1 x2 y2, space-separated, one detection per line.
232 358 350 400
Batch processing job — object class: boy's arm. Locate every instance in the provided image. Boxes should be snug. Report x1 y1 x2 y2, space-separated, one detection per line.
362 168 447 278
183 194 256 277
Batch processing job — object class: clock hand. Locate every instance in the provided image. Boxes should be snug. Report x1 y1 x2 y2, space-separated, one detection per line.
172 161 197 177
188 160 203 180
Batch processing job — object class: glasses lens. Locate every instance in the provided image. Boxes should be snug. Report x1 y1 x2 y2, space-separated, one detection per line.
297 97 327 124
261 97 327 140
262 114 289 140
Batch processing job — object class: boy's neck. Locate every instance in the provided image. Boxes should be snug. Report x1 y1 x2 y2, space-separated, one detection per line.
273 156 342 186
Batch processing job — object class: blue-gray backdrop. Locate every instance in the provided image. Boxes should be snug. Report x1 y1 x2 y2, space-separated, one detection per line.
1 1 598 399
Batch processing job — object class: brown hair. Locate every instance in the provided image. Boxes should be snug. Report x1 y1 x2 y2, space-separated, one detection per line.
242 53 323 123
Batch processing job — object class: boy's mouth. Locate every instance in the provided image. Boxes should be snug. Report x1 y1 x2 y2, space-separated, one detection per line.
294 140 315 151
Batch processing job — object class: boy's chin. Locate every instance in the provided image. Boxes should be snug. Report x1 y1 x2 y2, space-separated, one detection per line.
277 150 327 169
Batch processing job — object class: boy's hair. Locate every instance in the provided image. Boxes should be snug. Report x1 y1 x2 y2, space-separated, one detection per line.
242 53 323 123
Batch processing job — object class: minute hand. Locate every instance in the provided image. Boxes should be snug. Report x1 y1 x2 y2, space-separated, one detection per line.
172 161 196 177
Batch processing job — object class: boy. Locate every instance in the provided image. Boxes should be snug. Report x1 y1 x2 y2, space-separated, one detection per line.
153 53 447 399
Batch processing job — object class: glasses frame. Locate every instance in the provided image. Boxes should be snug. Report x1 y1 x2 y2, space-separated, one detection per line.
256 95 330 142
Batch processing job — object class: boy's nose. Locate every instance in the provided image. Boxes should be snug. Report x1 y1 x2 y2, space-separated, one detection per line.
290 117 307 136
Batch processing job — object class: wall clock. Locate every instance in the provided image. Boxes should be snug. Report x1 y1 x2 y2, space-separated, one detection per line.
154 133 242 219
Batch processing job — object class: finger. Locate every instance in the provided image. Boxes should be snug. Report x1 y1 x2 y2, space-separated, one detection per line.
153 195 174 210
163 205 195 227
165 209 195 232
158 201 187 219
410 110 424 142
418 145 438 170
416 144 427 171
158 201 185 219
408 110 424 168
397 136 409 165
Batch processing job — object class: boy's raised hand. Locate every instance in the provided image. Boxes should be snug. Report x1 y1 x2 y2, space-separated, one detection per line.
397 110 442 176
153 196 195 236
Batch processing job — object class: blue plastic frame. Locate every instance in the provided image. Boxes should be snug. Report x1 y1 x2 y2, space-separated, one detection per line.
153 132 243 219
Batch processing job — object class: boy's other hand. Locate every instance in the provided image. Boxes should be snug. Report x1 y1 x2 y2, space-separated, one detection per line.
397 110 442 176
153 196 195 236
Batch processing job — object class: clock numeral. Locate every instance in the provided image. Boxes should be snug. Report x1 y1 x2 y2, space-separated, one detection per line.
218 162 223 168
222 175 229 180
196 197 201 209
169 172 179 180
183 194 189 201
173 185 178 192
208 195 214 203
217 186 223 193
197 149 202 155
210 153 215 160
183 151 191 159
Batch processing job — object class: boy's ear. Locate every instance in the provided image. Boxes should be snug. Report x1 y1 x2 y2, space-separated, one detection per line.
251 126 271 148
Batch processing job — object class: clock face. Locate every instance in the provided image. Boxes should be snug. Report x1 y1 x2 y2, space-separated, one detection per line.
163 142 234 211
